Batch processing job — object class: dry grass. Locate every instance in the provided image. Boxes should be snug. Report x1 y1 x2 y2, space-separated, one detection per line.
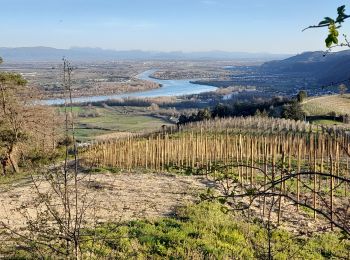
303 94 350 116
93 131 133 141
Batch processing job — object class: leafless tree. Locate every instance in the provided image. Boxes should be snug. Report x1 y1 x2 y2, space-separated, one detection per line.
0 59 94 259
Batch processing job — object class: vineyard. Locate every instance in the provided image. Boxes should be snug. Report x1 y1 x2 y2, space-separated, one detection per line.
303 94 350 116
84 117 350 234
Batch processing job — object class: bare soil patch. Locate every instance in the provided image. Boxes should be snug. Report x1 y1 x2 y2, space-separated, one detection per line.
0 171 343 237
0 172 212 230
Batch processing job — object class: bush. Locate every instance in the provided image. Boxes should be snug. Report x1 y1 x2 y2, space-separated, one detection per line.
57 136 74 147
178 109 211 125
282 101 305 121
297 90 308 103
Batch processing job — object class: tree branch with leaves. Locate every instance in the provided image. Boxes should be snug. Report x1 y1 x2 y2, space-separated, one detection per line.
304 5 350 48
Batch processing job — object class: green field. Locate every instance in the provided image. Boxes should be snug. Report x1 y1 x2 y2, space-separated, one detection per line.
58 106 172 141
303 94 350 116
309 119 344 126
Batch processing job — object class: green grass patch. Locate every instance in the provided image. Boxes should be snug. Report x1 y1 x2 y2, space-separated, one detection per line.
61 106 172 141
57 106 84 113
79 202 349 259
0 171 34 186
5 202 350 259
88 166 122 174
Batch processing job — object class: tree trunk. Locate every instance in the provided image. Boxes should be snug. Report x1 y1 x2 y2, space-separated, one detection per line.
8 153 19 173
1 158 7 176
8 145 19 174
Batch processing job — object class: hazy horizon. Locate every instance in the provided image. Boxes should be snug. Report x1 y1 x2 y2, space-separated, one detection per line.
0 46 295 55
1 0 349 54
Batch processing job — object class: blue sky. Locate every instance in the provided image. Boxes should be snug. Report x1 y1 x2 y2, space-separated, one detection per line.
1 0 349 54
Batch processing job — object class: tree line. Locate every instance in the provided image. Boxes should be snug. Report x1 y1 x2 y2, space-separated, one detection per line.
177 91 308 125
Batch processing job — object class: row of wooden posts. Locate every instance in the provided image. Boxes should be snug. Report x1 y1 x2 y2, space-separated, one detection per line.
84 117 350 225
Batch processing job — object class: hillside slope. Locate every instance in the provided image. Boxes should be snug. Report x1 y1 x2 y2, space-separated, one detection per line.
261 50 350 86
303 94 350 116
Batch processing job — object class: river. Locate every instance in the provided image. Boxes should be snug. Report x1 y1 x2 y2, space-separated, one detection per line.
43 69 217 105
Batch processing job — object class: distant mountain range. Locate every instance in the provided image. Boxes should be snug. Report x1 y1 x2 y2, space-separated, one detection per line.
0 47 291 62
3 46 349 87
261 49 350 86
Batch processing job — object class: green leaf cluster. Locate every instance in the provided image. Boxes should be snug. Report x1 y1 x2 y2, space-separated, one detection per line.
325 23 339 48
317 5 350 48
